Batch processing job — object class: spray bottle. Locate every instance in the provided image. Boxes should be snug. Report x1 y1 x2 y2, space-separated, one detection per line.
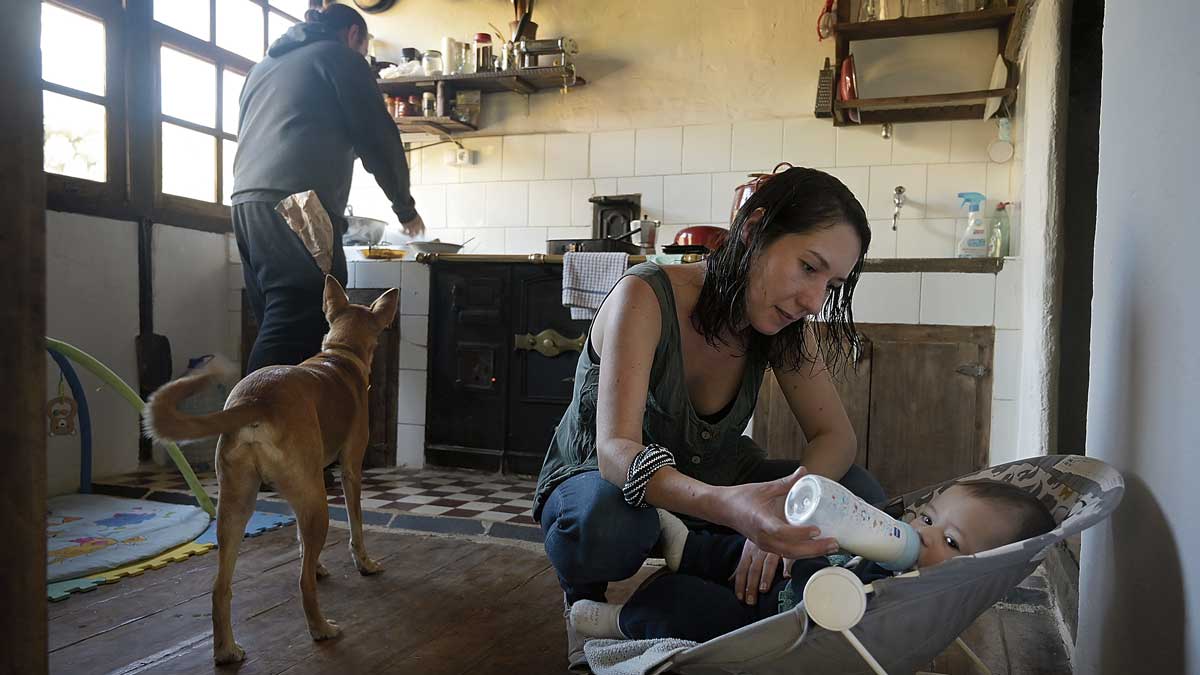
956 192 989 258
784 474 920 571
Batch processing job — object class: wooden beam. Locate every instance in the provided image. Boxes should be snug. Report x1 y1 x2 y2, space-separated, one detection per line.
0 0 49 672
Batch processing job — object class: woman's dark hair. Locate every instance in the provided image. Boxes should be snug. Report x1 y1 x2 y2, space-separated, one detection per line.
304 4 367 33
957 480 1057 544
694 166 871 374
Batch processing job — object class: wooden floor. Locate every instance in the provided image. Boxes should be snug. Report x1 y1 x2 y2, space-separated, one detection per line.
49 523 1068 674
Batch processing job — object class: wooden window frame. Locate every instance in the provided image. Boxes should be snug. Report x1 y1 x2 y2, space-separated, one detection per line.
45 0 306 233
42 0 132 221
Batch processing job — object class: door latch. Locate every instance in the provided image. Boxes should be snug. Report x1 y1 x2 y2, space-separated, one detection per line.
514 329 585 358
955 363 990 378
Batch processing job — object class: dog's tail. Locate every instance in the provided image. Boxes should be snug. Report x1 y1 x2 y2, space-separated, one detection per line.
143 356 264 442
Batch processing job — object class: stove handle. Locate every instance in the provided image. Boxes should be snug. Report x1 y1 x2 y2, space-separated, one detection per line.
514 329 585 358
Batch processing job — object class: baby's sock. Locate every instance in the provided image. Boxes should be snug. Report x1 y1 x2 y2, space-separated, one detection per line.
570 600 626 639
656 508 689 571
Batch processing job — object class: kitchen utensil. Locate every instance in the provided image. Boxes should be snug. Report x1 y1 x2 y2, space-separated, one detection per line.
408 239 465 254
630 218 659 249
815 57 836 118
983 54 1009 119
730 162 794 222
360 248 407 260
674 225 729 251
342 215 390 246
662 244 709 256
546 238 641 255
839 56 861 124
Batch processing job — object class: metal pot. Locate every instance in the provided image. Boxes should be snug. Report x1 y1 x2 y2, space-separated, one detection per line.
674 225 729 251
342 216 390 246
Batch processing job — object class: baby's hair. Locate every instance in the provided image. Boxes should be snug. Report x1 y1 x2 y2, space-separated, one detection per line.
957 479 1056 544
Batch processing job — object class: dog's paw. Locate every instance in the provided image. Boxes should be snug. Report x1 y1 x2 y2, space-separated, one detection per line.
354 556 384 576
310 619 342 641
213 642 245 665
316 562 331 579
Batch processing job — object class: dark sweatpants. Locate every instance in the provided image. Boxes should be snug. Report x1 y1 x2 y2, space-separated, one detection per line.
233 201 348 373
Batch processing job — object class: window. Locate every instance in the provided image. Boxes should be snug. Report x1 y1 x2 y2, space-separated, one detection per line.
38 0 304 229
153 0 301 218
40 1 123 199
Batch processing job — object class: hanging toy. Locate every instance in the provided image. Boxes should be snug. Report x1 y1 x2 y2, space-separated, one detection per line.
47 373 78 436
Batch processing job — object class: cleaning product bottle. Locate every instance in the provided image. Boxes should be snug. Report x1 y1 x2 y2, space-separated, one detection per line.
956 192 989 258
988 201 1011 258
784 474 920 571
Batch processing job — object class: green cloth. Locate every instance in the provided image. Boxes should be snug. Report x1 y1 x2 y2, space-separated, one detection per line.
533 262 768 520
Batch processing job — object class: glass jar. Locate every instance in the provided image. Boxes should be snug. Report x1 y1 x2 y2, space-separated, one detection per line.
422 92 436 117
457 41 473 74
422 50 443 76
407 95 420 116
473 32 493 73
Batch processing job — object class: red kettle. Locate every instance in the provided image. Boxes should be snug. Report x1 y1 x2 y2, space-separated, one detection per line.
730 162 794 223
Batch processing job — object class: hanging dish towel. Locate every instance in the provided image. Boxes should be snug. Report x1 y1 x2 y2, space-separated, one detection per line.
563 252 629 320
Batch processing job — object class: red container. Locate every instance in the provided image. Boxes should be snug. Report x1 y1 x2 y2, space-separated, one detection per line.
674 225 729 251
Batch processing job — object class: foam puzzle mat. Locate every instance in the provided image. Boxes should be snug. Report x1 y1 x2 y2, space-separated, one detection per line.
48 511 295 602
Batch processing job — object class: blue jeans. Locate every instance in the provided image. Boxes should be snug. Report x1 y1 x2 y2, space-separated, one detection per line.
539 460 885 603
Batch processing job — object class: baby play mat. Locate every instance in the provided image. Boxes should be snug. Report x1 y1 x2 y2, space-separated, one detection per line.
47 493 210 583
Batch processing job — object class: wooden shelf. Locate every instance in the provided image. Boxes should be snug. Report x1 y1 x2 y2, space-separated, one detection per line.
835 7 1017 41
394 116 477 137
378 65 584 98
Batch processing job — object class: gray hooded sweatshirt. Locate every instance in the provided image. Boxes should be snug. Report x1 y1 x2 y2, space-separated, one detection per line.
231 21 417 223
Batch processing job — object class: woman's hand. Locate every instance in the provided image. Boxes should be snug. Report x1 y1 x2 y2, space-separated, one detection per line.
731 540 796 606
721 467 839 560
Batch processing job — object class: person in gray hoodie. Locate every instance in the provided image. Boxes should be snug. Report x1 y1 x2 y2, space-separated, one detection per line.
231 4 422 373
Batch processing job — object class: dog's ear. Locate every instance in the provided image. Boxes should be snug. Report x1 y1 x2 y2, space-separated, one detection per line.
323 275 349 316
369 288 399 328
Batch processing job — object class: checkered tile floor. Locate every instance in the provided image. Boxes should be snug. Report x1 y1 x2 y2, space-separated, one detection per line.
94 465 539 528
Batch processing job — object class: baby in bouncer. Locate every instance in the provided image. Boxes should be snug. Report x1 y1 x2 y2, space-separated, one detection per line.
572 479 1055 642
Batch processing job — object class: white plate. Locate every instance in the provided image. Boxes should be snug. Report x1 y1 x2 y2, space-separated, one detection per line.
984 54 1009 119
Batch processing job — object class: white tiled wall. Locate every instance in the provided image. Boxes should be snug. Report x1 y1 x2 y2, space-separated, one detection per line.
852 262 1024 467
358 118 1018 258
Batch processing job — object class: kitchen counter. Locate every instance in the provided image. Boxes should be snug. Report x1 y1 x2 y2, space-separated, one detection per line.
405 253 1007 274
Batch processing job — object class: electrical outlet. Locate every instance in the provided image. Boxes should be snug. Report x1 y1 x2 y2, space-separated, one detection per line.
442 148 475 167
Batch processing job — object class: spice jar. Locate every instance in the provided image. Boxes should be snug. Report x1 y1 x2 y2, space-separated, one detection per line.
422 92 436 117
422 50 443 76
473 33 493 73
407 95 420 117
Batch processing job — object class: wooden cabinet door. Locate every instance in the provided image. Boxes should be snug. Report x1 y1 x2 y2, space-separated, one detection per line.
865 324 993 498
753 341 872 470
751 324 993 499
506 264 590 475
426 263 511 471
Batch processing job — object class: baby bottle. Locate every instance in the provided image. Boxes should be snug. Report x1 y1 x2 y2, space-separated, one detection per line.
784 474 919 571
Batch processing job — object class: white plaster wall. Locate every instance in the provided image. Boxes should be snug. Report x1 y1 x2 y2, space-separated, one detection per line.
1076 1 1200 671
351 0 1019 258
153 225 231 376
1009 0 1069 459
45 214 233 494
45 211 140 496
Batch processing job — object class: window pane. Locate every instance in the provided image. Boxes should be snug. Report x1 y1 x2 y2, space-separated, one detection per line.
216 0 265 62
270 0 309 21
222 139 237 205
162 123 216 202
41 3 105 96
161 47 216 128
267 11 297 48
154 0 210 42
44 91 106 181
222 70 246 134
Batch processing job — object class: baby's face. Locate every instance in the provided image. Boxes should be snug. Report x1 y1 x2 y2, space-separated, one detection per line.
912 485 1019 568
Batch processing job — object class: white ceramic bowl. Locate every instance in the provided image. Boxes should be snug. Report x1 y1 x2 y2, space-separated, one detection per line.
407 240 464 254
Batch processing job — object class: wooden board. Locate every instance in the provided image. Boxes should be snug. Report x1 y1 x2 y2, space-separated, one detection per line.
1 1 48 672
48 525 656 675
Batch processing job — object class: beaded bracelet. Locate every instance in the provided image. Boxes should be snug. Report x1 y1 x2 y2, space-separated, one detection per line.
622 443 676 508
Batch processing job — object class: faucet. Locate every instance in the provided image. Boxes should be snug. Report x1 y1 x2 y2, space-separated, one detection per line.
891 186 906 232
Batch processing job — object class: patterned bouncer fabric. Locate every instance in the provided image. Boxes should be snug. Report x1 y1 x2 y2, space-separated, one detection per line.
584 455 1124 675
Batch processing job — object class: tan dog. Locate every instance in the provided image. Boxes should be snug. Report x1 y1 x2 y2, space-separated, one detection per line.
144 276 398 664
